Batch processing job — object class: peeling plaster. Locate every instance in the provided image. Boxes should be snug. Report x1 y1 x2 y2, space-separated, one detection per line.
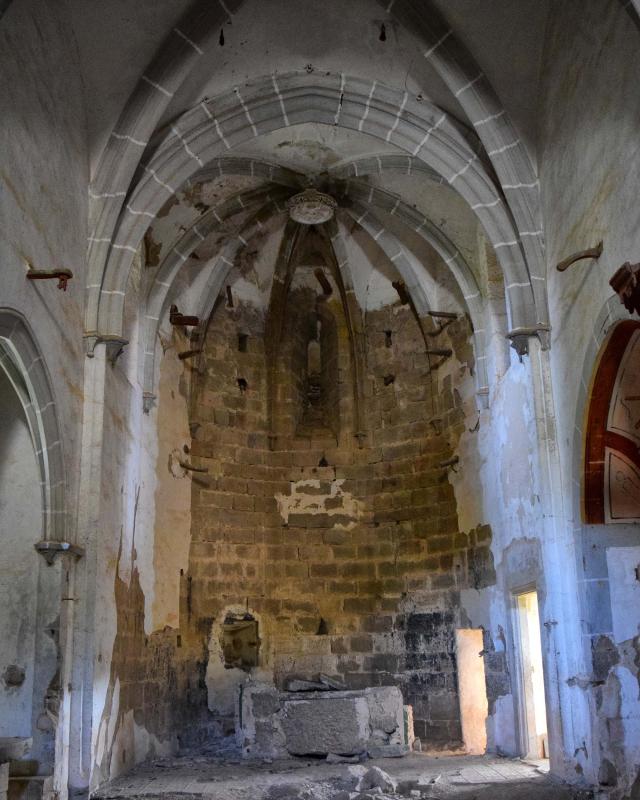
275 478 364 528
150 340 192 631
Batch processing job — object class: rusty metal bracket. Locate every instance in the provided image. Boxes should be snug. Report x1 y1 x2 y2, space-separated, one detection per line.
170 304 200 327
26 268 73 291
556 240 603 272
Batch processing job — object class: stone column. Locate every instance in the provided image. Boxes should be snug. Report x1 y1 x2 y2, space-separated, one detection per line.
526 335 595 784
62 345 109 800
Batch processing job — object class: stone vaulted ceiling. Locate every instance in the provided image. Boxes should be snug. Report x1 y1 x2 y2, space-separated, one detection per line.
72 0 616 413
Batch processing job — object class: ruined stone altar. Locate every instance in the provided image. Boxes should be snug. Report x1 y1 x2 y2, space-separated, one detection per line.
238 684 411 760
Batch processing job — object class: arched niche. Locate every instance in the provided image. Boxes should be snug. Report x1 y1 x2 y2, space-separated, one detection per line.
0 362 43 738
583 319 640 524
0 310 74 779
0 310 68 542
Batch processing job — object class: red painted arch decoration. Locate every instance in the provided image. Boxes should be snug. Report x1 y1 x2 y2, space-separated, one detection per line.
584 320 640 524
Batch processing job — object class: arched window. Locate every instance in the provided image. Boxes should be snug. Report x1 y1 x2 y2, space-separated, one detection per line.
583 320 640 523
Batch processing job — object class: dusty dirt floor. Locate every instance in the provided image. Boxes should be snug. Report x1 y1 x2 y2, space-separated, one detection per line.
94 750 586 800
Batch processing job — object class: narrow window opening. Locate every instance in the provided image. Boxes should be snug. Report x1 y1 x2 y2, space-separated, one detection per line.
238 333 248 352
304 318 322 422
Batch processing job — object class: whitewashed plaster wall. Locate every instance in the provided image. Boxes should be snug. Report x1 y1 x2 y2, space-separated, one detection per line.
445 6 640 794
445 2 640 794
537 1 640 795
0 0 88 792
447 342 540 752
87 251 193 790
0 0 88 519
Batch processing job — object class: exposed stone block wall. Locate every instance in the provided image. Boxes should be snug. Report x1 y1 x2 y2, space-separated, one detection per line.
178 297 495 748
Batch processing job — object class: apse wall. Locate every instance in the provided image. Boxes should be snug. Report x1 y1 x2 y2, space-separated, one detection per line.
181 291 495 749
88 273 503 781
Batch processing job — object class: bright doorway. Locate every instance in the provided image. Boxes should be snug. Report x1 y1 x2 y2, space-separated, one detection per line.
514 590 548 759
455 629 488 754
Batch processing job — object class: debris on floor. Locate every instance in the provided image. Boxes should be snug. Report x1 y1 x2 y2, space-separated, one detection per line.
94 752 579 800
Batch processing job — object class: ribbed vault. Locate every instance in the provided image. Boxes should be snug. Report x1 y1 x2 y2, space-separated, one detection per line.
84 0 559 418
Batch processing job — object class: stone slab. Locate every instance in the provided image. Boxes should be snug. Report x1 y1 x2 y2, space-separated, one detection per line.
281 695 370 755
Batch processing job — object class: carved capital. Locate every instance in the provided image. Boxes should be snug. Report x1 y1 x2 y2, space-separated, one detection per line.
142 392 156 414
506 325 551 361
476 386 490 410
84 334 129 364
35 540 85 565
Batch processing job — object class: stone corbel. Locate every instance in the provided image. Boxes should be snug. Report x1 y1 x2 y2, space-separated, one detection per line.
142 392 157 414
35 540 85 565
84 334 129 364
476 386 490 410
506 325 551 361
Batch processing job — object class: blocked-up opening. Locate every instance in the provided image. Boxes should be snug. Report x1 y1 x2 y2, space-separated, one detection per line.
220 614 259 670
455 629 488 755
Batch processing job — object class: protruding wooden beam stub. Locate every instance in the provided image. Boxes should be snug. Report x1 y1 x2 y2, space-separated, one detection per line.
439 456 459 472
392 280 410 305
178 461 209 473
428 311 458 320
178 349 202 361
170 305 200 327
556 240 603 272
